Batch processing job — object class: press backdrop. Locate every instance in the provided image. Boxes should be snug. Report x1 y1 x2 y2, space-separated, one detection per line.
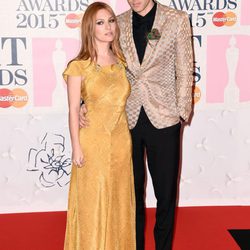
0 0 250 213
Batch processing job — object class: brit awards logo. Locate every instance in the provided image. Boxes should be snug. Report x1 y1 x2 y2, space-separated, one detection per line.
0 37 29 108
32 38 79 108
206 35 250 106
168 0 238 28
16 0 89 29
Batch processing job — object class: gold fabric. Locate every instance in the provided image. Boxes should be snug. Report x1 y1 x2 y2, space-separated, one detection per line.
117 2 194 129
63 60 136 250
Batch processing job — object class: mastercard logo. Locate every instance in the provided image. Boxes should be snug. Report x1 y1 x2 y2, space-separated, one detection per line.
193 86 201 104
65 13 83 29
0 88 28 108
212 11 237 27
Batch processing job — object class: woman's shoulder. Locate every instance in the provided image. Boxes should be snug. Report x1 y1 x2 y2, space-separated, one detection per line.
68 58 91 69
63 58 92 80
67 59 92 73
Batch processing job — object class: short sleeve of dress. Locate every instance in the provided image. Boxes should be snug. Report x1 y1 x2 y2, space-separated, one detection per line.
63 60 86 82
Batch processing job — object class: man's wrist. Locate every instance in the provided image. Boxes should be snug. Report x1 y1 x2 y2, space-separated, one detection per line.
180 117 185 123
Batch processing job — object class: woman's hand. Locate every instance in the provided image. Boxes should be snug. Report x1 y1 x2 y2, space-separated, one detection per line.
72 147 84 168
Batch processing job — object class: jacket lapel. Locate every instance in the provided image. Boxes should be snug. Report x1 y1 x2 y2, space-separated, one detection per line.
124 10 141 70
141 3 168 68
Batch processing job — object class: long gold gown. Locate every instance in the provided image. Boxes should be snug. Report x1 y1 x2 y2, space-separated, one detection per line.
63 59 136 250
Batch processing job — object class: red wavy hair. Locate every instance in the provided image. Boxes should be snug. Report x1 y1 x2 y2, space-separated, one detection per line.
74 2 125 63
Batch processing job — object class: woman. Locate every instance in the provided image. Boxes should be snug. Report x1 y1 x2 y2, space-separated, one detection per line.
63 2 135 249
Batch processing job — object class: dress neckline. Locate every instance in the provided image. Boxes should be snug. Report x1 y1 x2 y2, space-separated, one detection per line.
78 58 124 71
95 59 125 71
95 57 121 68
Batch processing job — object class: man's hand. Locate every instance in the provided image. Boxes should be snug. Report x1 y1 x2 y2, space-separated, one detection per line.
79 104 89 128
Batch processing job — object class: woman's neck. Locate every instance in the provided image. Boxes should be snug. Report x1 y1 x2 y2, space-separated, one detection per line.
96 42 112 58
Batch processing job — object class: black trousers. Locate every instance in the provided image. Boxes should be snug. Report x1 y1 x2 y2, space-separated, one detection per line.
130 107 181 250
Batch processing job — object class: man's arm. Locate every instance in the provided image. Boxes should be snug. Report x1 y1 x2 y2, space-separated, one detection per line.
175 12 194 122
79 104 88 128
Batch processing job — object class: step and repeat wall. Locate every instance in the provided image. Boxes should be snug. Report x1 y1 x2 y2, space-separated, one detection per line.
0 0 250 213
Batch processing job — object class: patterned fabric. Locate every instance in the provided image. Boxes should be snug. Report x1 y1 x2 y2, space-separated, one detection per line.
117 2 194 129
63 60 136 250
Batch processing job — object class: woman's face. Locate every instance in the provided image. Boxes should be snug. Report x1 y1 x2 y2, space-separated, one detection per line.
94 8 116 44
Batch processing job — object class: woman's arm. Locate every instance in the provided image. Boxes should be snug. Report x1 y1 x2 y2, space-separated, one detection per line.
67 75 84 167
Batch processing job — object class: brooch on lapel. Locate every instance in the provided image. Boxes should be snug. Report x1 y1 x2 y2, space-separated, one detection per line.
147 28 161 41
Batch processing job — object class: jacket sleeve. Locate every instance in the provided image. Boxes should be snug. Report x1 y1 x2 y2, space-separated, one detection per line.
175 12 194 121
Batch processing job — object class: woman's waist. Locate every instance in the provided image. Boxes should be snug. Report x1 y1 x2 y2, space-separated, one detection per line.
86 107 126 120
80 113 129 133
85 102 126 113
85 100 126 106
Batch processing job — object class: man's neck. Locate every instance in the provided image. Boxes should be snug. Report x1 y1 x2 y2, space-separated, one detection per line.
136 0 155 17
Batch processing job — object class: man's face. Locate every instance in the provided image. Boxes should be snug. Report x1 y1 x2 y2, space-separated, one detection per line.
127 0 154 16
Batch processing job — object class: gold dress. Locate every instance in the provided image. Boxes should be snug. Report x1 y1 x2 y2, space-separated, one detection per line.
63 59 136 250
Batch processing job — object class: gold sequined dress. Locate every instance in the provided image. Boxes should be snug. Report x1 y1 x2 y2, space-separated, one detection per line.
63 59 136 250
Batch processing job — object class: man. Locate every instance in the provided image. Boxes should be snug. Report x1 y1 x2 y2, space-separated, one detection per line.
81 0 193 249
117 1 193 249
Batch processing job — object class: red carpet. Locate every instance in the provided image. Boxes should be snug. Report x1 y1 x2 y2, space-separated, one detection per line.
0 206 249 250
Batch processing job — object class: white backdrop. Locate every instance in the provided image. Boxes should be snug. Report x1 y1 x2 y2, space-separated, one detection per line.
1 0 250 213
